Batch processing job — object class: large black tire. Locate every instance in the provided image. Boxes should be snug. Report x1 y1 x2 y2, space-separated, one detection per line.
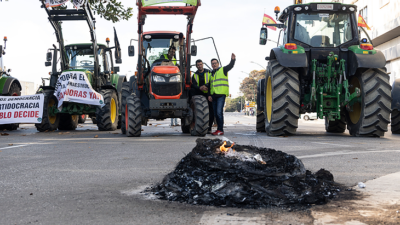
121 82 130 134
346 68 391 137
190 95 209 137
126 96 142 137
0 82 21 131
78 114 87 123
58 114 79 130
264 60 300 136
35 93 60 132
256 79 266 132
181 118 190 134
96 89 119 131
91 117 97 124
256 110 265 132
325 112 346 133
391 109 400 134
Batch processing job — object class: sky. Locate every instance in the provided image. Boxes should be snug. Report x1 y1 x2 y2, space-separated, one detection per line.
1 0 294 98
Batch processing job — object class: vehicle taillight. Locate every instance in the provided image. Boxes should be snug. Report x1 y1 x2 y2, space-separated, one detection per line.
360 44 373 50
285 43 297 50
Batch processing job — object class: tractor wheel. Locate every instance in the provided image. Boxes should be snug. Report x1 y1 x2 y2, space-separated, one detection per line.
126 96 142 137
91 117 97 124
0 82 21 131
325 112 346 133
256 110 265 132
264 60 300 136
35 93 60 132
121 82 130 134
181 118 191 134
58 114 79 130
346 68 391 137
190 95 209 137
391 109 400 134
96 89 119 131
78 114 87 123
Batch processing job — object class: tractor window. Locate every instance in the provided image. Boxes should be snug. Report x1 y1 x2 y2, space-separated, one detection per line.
294 13 353 47
143 38 180 66
105 51 112 72
66 48 103 72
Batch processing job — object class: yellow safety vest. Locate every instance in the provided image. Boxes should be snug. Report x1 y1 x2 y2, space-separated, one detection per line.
193 71 211 93
210 67 229 96
163 54 177 66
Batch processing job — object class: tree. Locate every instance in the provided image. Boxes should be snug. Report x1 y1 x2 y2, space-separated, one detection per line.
50 0 133 23
88 0 133 23
239 70 265 102
225 97 242 112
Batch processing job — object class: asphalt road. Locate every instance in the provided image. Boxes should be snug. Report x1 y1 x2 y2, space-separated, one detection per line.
1 112 399 224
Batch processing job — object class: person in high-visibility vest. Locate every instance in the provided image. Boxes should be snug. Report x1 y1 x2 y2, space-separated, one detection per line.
208 53 236 136
160 46 177 66
191 59 214 134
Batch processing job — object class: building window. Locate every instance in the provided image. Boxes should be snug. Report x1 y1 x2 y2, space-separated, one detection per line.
359 6 368 23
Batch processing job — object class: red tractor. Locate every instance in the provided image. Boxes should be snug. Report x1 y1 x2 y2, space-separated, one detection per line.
122 0 218 137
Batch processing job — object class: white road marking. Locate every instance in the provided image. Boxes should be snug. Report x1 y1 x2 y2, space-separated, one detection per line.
311 142 353 147
0 145 27 150
299 149 400 159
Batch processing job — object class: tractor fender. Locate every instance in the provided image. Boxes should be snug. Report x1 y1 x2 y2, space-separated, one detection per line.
392 78 400 110
270 48 308 68
348 50 386 76
256 79 265 109
1 77 22 95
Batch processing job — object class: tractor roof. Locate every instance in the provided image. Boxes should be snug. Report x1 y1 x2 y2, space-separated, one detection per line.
278 2 357 23
65 43 107 48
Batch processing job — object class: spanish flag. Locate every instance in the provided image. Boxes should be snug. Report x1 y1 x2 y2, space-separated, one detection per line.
358 14 371 31
262 14 277 31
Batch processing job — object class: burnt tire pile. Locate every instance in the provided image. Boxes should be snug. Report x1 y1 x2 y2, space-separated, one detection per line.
151 139 340 208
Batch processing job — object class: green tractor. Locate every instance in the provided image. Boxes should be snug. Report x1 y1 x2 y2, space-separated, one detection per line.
0 36 22 131
257 2 390 137
36 1 125 132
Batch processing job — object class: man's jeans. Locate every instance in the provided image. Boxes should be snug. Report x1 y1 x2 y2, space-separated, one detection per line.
212 95 226 132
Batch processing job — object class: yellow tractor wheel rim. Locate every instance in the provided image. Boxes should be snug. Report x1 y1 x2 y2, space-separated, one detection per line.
349 76 362 124
48 98 57 124
111 98 116 124
266 76 272 123
71 115 78 121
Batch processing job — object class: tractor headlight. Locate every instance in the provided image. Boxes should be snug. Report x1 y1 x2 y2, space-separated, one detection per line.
169 75 181 82
153 75 166 82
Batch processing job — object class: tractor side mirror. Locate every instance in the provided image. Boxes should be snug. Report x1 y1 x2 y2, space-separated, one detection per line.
114 66 120 73
128 45 135 57
191 45 197 56
46 52 52 62
45 62 51 67
260 28 268 45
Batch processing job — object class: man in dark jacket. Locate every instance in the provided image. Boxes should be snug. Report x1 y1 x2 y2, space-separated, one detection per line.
208 53 236 136
192 59 214 134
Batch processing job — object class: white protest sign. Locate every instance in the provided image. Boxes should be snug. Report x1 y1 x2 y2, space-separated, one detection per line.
54 71 104 109
45 0 69 8
0 94 44 125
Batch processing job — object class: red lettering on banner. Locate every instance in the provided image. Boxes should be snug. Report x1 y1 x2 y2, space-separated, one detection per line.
35 111 39 118
73 90 78 97
78 91 83 98
23 111 28 118
83 91 87 98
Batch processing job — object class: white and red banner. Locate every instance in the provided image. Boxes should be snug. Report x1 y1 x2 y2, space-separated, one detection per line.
45 0 69 8
0 94 44 124
45 0 88 8
54 71 104 110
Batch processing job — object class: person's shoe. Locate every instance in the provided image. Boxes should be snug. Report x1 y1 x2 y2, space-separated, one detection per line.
212 130 224 136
